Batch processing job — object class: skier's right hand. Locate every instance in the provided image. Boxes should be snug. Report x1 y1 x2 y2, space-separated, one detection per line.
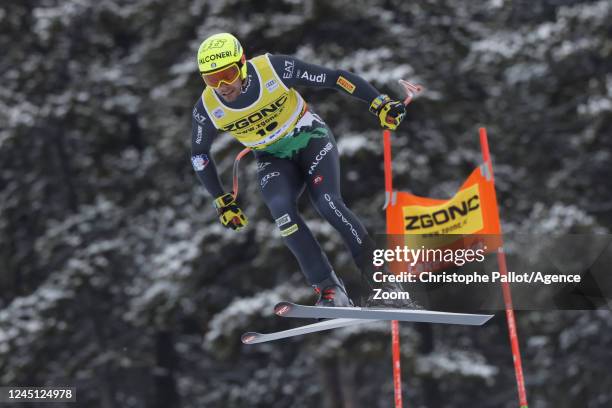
213 193 248 231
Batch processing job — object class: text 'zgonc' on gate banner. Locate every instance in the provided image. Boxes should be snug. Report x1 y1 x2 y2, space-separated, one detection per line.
385 163 503 273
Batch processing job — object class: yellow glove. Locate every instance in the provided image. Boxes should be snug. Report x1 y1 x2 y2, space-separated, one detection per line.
213 193 248 231
369 94 406 130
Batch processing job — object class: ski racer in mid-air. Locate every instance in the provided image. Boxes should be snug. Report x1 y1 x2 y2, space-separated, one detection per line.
191 33 411 308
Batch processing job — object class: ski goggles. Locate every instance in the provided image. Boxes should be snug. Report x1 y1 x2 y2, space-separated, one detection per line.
201 63 241 88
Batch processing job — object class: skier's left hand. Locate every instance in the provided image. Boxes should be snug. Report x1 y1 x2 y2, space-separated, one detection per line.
369 94 406 130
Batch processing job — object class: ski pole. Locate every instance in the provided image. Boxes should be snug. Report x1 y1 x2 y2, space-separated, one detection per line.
232 147 252 200
398 79 423 106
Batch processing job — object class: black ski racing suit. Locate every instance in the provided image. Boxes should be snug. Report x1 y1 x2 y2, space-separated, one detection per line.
191 54 381 286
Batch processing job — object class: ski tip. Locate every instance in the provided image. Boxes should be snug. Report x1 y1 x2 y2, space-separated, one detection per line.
241 332 259 344
481 314 495 325
274 301 293 316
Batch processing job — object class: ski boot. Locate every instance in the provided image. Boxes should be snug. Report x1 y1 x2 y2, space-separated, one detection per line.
313 271 354 307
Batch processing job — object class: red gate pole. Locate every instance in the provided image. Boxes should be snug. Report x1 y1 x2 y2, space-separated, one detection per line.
479 127 529 408
382 80 422 408
383 129 403 408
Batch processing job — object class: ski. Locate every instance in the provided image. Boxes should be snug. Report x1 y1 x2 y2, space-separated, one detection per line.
274 302 494 326
241 318 372 344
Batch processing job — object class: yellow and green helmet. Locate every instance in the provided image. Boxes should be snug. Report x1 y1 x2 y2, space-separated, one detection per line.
197 33 247 78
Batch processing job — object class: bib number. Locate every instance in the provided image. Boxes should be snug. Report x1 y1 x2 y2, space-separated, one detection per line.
256 121 278 137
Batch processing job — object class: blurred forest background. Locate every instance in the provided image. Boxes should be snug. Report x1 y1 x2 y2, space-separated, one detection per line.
1 0 611 407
